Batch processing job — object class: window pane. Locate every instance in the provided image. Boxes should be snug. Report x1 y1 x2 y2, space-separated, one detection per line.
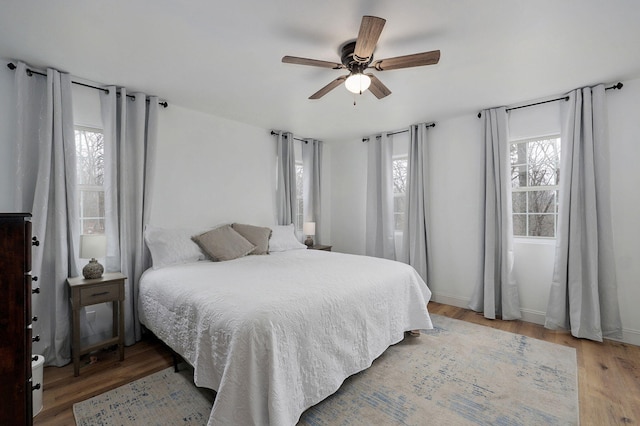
81 191 104 217
528 190 555 214
75 129 104 186
75 127 106 236
510 142 527 188
527 139 560 187
512 192 526 213
82 218 105 235
392 159 407 194
510 137 560 238
513 214 526 236
511 164 527 188
394 195 405 231
528 214 555 237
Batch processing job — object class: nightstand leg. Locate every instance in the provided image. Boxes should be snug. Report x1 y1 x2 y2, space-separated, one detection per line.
118 300 124 361
72 304 80 377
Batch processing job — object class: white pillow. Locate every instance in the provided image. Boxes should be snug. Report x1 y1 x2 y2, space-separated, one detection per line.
268 224 307 252
144 225 206 269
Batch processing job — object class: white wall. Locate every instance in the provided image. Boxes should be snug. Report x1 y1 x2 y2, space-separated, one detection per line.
0 59 17 211
329 78 640 345
150 105 277 229
608 77 640 345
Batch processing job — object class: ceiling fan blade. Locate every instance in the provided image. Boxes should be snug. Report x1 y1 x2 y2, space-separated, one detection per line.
371 50 440 71
309 76 347 99
366 74 391 99
282 56 344 69
353 16 386 63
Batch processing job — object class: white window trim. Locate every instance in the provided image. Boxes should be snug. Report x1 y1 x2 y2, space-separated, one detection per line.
510 135 560 240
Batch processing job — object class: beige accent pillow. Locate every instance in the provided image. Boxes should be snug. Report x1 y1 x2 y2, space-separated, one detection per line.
231 223 272 255
192 225 256 261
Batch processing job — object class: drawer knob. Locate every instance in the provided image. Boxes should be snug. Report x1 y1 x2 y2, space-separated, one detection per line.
32 276 38 282
32 335 40 342
32 383 41 391
32 355 39 362
32 237 40 246
32 316 38 322
32 288 40 294
92 291 110 297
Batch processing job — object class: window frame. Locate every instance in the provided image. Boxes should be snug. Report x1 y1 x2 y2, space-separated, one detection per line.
75 125 106 235
510 135 561 239
294 160 304 235
392 154 408 233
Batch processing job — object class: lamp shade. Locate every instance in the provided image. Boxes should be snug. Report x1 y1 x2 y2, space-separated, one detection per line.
303 222 316 236
344 73 371 94
79 234 107 259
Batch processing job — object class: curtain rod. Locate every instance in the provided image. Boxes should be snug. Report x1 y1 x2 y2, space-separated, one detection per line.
269 130 312 143
362 122 436 142
477 82 623 118
7 62 168 108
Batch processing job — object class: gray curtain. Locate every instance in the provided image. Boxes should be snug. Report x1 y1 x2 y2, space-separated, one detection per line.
402 123 431 283
545 84 622 341
275 131 296 225
100 88 158 345
302 138 322 243
366 133 396 260
469 108 521 320
14 62 80 366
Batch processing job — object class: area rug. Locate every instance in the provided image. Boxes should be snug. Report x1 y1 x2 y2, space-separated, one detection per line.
73 314 578 425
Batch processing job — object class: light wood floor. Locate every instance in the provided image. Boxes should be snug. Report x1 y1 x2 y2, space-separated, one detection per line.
34 302 639 425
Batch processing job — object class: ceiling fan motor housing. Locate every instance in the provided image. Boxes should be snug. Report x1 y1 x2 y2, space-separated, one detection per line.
341 41 372 73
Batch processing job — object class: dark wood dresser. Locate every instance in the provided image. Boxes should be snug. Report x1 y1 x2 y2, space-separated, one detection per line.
0 213 39 425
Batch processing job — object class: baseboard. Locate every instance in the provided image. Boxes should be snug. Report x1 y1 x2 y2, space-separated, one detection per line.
519 308 546 325
607 328 640 347
430 292 639 346
430 292 469 309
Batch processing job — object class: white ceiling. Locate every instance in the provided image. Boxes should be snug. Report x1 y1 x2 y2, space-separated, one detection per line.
1 0 640 142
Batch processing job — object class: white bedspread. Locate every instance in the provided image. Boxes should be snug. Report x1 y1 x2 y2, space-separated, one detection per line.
138 249 432 426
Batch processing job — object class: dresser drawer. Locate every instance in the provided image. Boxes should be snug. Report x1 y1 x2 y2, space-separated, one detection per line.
79 282 122 305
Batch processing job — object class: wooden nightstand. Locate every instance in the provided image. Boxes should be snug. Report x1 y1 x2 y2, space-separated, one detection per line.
67 272 126 376
309 244 332 251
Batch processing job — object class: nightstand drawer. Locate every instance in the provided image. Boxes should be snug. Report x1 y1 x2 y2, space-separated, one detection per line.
79 282 121 305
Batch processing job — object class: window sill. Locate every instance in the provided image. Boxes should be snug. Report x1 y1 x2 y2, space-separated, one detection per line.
514 237 556 246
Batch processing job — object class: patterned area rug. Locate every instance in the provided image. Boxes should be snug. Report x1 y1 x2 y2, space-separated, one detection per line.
73 315 578 425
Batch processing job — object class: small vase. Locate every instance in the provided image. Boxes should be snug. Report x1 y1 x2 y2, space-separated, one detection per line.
83 258 104 279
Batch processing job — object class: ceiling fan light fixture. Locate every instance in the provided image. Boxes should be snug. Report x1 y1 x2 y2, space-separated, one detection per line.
345 73 371 94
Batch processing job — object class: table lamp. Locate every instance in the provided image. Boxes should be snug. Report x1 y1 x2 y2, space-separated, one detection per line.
80 234 106 279
303 222 315 247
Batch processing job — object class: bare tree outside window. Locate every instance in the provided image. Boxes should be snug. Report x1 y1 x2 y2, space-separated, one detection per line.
295 163 304 233
510 137 560 237
75 127 105 234
393 158 408 231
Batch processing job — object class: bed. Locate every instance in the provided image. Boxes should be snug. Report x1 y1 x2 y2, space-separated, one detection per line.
138 225 433 425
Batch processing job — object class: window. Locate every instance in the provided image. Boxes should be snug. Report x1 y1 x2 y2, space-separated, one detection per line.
392 156 408 231
295 162 304 234
510 136 560 238
75 127 105 235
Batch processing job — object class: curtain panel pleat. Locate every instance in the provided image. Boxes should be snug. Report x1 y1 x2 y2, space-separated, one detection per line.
366 133 396 260
275 131 297 226
469 107 521 320
402 123 431 283
302 139 322 243
101 88 158 345
545 84 622 341
15 62 80 366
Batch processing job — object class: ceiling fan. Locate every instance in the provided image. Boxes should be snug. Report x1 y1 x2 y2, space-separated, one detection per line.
282 15 440 100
